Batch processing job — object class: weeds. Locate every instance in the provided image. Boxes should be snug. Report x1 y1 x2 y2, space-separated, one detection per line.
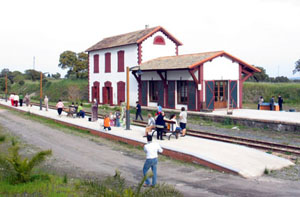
0 135 5 142
0 139 52 184
81 170 183 197
264 168 269 174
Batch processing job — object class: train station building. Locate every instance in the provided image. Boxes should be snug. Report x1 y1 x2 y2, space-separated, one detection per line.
86 26 260 111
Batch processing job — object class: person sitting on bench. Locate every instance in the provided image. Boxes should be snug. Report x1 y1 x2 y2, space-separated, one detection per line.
77 103 85 118
169 114 182 134
144 113 155 137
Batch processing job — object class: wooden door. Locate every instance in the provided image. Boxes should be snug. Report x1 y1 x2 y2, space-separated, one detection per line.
230 80 237 108
167 81 175 109
214 81 228 109
205 81 214 110
117 81 125 105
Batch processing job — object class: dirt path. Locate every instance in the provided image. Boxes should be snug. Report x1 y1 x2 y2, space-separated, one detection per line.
0 109 299 197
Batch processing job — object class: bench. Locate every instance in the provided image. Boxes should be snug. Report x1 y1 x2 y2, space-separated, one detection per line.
151 121 180 140
65 106 77 118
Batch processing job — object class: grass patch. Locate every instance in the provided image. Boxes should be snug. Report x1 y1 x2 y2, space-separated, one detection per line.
0 174 82 196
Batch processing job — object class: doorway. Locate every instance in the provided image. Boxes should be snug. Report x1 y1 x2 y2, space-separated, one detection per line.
214 81 228 108
103 81 113 105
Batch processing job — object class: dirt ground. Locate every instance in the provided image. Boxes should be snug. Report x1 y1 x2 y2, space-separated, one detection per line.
0 109 299 197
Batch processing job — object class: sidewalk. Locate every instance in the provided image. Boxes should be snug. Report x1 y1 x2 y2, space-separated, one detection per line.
0 99 294 178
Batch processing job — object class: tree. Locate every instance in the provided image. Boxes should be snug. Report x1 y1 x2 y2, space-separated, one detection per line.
24 69 44 81
58 50 88 79
293 59 300 74
247 66 269 82
51 72 61 79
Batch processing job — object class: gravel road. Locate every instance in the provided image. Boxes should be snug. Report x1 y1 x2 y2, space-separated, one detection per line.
0 109 299 197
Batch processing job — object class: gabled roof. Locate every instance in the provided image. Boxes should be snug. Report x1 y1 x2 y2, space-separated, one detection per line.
132 51 261 73
86 26 183 52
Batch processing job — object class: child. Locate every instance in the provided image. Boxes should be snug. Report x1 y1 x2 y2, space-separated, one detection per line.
104 115 111 131
109 112 115 126
115 110 121 127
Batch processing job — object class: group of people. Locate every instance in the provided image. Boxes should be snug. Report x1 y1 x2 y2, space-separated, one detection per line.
143 106 187 140
9 93 31 107
103 111 121 131
258 95 284 111
55 100 85 118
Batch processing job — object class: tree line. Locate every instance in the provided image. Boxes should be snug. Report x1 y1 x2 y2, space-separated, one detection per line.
247 66 294 83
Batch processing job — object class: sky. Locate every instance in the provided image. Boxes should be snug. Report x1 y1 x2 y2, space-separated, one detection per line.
1 0 300 78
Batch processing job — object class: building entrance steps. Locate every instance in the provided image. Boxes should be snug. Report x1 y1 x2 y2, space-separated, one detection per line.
0 99 294 178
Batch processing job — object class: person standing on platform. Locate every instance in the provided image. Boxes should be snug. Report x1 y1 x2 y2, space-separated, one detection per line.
179 107 187 137
9 93 14 106
14 94 19 107
143 135 163 187
135 101 143 121
115 110 121 127
278 95 283 111
258 96 263 110
19 93 24 107
157 103 162 114
44 96 49 111
155 111 165 140
91 99 98 121
56 99 64 116
270 96 275 111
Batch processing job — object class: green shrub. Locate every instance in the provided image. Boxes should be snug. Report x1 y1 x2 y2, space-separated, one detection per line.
18 80 25 86
0 139 52 184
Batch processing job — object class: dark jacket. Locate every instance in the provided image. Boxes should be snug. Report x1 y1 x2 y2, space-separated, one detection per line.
136 104 141 113
155 113 165 128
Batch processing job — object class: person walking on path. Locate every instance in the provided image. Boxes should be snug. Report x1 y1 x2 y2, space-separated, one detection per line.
44 96 49 111
278 95 284 111
19 93 24 107
258 96 263 110
135 101 143 121
270 96 275 111
155 111 166 140
56 99 64 116
143 135 163 187
179 107 187 137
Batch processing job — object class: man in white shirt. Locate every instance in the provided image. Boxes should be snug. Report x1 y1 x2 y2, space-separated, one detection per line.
179 107 187 136
143 135 163 187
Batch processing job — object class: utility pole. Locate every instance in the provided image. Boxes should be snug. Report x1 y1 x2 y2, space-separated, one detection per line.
126 66 130 130
5 74 8 102
40 72 42 110
33 56 35 70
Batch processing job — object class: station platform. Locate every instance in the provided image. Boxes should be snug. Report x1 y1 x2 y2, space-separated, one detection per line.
0 99 294 178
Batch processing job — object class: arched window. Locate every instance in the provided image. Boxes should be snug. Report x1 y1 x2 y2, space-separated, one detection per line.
153 36 165 45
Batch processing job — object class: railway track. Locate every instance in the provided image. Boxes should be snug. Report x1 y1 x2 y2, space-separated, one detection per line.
30 102 300 156
133 120 300 156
